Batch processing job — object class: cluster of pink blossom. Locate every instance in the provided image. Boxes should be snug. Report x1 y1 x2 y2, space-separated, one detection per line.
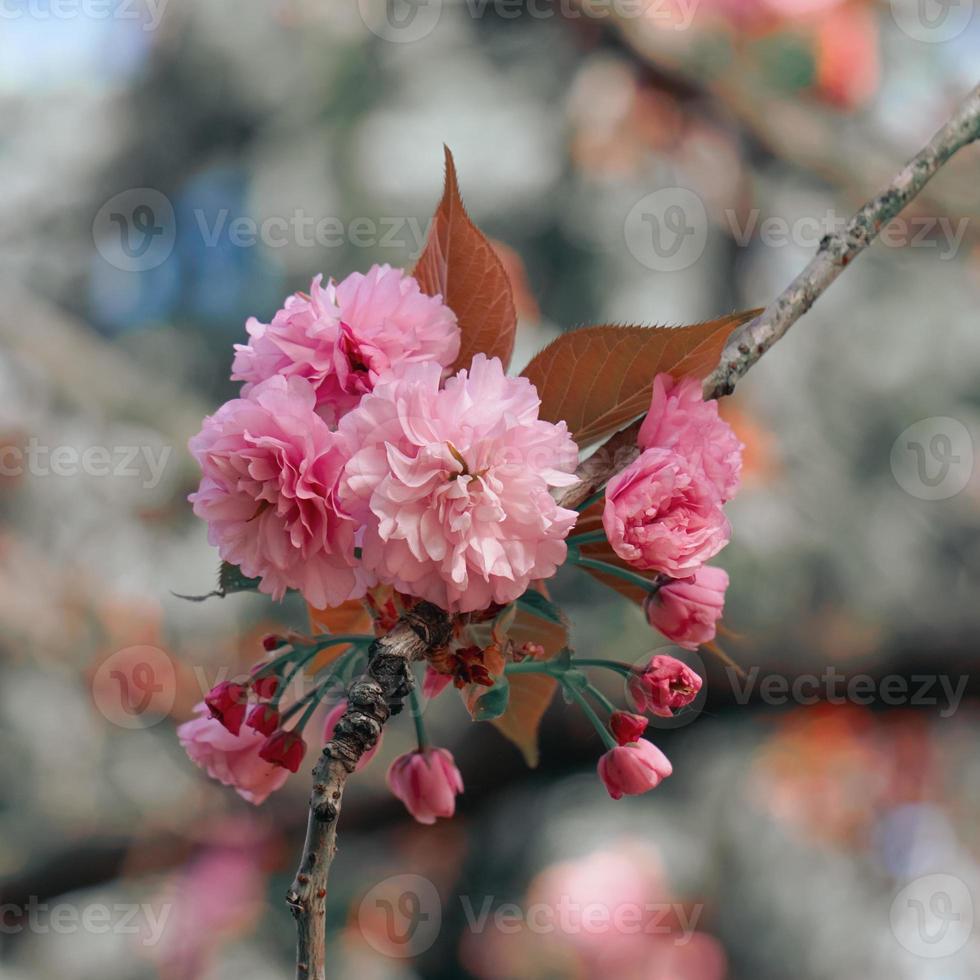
184 260 742 816
603 374 740 651
190 264 579 616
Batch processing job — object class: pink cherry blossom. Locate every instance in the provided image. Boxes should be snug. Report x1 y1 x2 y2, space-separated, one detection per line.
602 447 730 577
638 374 743 502
597 740 673 799
387 748 464 824
339 355 579 613
188 374 365 608
178 703 289 805
645 565 729 650
322 700 382 772
629 654 703 718
231 265 459 425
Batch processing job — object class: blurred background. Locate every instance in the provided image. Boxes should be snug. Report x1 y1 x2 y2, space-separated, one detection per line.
1 1 979 977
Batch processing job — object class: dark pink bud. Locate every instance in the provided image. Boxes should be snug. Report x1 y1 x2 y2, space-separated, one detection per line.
261 634 282 652
259 729 307 773
204 681 248 735
246 703 280 736
252 673 280 700
609 710 648 746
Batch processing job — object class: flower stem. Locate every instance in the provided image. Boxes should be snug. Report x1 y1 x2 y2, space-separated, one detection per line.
575 488 606 512
587 684 618 715
571 658 634 676
409 684 428 751
568 529 607 546
563 680 618 750
571 556 657 593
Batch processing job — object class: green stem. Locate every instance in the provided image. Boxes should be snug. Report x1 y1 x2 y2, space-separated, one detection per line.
563 680 618 751
575 488 606 512
572 557 657 593
504 660 564 677
274 637 370 709
587 684 618 714
409 685 428 751
568 529 607 546
571 658 634 676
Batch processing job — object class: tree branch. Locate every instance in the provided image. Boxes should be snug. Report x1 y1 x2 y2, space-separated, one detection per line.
287 602 452 980
556 82 980 511
288 81 980 977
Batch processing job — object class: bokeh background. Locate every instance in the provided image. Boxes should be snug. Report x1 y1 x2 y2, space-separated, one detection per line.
2 1 980 977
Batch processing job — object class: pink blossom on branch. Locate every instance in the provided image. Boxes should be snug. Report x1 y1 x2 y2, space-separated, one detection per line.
232 265 459 425
645 565 729 650
387 747 464 824
178 704 289 806
629 654 703 718
597 740 673 799
339 354 579 613
602 447 730 577
188 374 366 609
639 374 743 502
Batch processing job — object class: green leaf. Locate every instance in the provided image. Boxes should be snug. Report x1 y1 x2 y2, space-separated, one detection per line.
172 562 264 602
472 675 511 722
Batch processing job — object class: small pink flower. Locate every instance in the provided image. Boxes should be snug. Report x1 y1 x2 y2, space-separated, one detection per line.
629 654 703 718
609 710 649 745
602 447 730 577
259 729 307 773
340 355 579 613
639 374 743 502
645 566 729 650
386 748 464 824
188 374 366 609
232 266 459 425
598 740 673 799
322 700 381 772
204 681 248 736
178 703 289 805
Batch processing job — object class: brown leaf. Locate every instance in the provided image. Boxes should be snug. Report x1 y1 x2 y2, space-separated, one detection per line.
413 147 518 372
521 311 761 447
489 588 567 767
307 598 373 671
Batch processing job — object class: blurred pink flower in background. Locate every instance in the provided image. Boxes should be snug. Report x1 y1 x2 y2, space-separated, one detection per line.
387 747 464 824
603 447 730 577
188 374 365 608
232 265 459 425
178 703 289 805
461 841 727 980
340 354 579 612
639 374 742 502
645 566 729 650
